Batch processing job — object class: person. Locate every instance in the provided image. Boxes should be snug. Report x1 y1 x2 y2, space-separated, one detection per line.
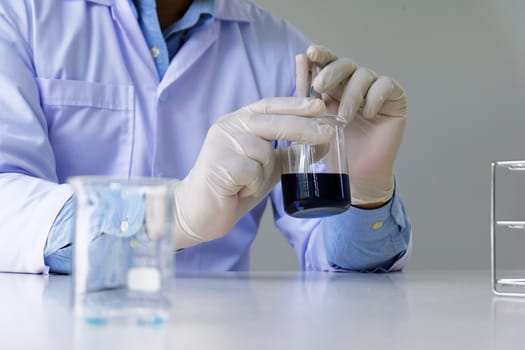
0 0 411 274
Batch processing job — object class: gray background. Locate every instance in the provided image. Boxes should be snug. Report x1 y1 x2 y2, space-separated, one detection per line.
249 0 525 270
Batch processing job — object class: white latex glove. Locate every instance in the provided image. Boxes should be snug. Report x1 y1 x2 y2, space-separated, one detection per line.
296 45 408 206
173 97 333 249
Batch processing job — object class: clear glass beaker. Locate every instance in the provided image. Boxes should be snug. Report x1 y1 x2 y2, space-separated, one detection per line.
279 114 351 218
68 176 175 325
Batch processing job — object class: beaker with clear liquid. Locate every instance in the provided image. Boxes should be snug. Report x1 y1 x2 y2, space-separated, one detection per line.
68 176 175 325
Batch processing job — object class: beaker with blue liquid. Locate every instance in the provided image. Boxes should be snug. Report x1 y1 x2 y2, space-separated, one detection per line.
279 114 351 218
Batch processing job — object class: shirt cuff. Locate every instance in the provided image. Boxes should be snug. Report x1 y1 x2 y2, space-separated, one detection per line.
321 182 411 272
44 245 72 275
44 197 75 258
44 186 147 274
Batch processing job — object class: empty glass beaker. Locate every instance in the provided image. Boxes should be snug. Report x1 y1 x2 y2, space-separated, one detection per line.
279 114 351 218
68 176 175 325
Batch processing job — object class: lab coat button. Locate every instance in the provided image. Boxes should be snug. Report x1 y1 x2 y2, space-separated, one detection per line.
150 46 160 58
372 221 384 230
120 220 129 233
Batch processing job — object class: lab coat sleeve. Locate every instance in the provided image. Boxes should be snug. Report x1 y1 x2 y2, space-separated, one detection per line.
44 198 75 274
0 6 72 273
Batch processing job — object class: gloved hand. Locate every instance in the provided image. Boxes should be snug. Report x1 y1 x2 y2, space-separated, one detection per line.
296 45 408 207
173 97 334 249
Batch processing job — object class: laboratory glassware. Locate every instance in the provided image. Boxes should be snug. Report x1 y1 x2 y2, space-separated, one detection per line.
68 176 175 324
279 114 351 218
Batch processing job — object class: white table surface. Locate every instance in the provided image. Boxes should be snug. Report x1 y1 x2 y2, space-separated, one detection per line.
0 270 522 350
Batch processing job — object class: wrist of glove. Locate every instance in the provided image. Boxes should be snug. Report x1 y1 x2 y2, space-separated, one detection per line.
172 97 333 249
349 174 394 207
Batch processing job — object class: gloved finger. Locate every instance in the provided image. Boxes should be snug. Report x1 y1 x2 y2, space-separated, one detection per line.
217 150 274 198
362 76 406 119
312 57 359 94
238 154 280 198
229 132 276 176
244 97 325 117
238 165 264 198
211 154 260 197
240 113 335 145
306 45 339 67
312 143 331 161
232 156 265 198
339 67 379 122
295 54 311 98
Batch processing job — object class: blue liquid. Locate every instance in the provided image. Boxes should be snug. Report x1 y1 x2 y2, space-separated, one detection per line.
281 173 351 218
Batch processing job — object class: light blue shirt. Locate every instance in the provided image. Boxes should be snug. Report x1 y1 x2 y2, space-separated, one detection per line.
0 0 411 274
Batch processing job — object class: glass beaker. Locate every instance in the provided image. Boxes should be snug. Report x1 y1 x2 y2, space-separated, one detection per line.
68 176 175 325
279 114 351 218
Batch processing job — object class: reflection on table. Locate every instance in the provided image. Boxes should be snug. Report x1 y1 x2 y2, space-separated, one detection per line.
0 270 523 349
